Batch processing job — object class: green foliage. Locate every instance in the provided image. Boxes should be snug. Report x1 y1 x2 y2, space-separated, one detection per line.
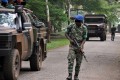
49 5 68 32
26 0 67 32
47 39 69 50
49 1 68 32
25 0 119 30
26 0 46 21
49 0 65 8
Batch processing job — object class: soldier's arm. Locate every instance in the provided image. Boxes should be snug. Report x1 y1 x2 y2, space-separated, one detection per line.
65 26 74 42
65 32 74 42
80 26 88 50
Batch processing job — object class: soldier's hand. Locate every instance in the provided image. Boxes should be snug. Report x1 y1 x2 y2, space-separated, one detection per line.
79 48 84 53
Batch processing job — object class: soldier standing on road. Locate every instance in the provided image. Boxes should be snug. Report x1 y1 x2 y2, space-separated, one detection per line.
65 14 87 80
111 25 116 41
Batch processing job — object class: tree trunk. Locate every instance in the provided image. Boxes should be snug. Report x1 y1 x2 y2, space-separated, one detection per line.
46 0 51 42
66 0 71 25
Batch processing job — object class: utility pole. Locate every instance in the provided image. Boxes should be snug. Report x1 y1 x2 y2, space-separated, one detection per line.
45 0 51 42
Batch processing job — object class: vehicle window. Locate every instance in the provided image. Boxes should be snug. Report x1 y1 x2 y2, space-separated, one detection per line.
85 18 105 23
0 12 17 28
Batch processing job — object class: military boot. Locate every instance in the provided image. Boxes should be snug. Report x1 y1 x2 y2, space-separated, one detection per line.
74 73 79 80
74 76 79 80
66 73 72 80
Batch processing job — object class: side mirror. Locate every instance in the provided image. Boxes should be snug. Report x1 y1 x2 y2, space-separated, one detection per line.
24 22 32 29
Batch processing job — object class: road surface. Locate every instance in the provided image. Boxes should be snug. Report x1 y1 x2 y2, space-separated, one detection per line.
1 33 120 80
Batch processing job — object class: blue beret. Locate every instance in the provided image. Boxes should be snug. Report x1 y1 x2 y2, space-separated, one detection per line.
74 14 84 21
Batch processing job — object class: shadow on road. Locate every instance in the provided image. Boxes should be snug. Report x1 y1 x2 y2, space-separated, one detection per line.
20 68 31 72
0 67 33 80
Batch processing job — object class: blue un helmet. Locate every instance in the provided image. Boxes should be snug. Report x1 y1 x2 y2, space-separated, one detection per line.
74 14 84 23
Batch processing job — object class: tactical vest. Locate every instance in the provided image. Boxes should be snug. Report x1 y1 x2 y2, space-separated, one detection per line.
67 24 86 42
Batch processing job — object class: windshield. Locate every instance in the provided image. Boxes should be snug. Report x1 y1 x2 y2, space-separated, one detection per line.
84 18 105 23
0 12 17 28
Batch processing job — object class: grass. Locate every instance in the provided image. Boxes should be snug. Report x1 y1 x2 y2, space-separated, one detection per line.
47 38 69 50
57 32 65 36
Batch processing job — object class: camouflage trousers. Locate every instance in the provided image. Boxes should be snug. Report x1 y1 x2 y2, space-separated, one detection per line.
67 46 83 74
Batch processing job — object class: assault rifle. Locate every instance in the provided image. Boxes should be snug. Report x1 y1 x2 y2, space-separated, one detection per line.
69 34 88 62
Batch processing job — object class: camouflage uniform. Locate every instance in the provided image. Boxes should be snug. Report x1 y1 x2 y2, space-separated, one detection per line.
66 23 87 75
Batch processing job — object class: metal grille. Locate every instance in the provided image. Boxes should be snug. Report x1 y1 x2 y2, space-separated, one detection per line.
0 35 12 48
87 25 98 30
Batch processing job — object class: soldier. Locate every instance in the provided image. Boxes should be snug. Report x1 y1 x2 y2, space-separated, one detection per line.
65 14 87 80
111 25 116 41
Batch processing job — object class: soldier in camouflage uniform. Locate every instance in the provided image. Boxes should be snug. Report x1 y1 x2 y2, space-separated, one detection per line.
65 14 87 80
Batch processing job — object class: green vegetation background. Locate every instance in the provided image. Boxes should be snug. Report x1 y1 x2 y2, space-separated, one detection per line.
47 39 69 50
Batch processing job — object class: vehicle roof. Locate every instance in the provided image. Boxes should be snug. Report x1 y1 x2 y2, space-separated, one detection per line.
85 14 107 18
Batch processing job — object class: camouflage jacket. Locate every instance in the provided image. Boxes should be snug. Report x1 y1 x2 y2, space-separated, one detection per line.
66 23 87 43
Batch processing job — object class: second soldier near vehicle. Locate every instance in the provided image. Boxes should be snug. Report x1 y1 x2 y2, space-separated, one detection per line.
65 14 87 80
111 25 116 41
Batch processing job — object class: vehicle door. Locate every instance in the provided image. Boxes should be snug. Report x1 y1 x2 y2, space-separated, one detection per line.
21 11 33 60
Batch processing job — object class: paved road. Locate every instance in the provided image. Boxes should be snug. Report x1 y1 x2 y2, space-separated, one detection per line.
1 33 120 80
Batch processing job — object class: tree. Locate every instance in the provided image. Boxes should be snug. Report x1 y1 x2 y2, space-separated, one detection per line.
26 0 120 32
26 0 46 22
49 4 68 32
26 0 68 33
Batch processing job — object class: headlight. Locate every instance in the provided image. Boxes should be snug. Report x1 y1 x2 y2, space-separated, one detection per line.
98 25 104 28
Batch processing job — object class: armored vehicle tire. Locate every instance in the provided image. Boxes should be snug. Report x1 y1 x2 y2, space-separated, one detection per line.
30 46 42 71
100 37 104 41
104 35 106 41
100 32 106 41
3 49 20 80
42 43 47 61
86 37 89 41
